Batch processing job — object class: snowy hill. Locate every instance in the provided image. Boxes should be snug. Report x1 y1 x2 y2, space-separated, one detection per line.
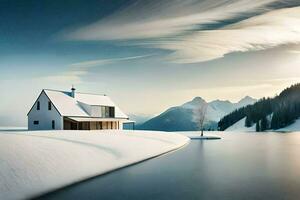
220 84 300 132
277 118 300 132
225 117 255 132
225 117 300 132
0 130 189 200
138 96 256 131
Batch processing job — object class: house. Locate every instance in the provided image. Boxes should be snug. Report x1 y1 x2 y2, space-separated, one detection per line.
27 87 134 130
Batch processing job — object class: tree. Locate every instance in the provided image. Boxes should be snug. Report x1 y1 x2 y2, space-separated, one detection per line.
261 116 268 131
194 103 208 136
245 116 252 127
256 121 260 132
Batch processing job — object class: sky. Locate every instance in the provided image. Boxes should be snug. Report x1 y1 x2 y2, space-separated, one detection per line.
1 0 300 126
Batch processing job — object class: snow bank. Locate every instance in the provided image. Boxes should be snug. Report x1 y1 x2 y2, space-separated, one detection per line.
0 130 189 200
225 117 255 132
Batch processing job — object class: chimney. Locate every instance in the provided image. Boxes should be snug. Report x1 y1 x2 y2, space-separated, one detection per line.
71 86 76 98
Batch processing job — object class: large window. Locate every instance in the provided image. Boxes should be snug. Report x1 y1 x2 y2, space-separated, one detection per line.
101 106 115 118
33 121 39 125
48 101 52 110
96 122 102 130
37 101 40 110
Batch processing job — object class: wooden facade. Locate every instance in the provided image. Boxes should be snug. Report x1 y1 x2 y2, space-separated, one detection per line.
63 117 120 130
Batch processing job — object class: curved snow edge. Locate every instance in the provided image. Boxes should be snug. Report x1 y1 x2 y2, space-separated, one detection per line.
37 133 190 199
0 130 190 200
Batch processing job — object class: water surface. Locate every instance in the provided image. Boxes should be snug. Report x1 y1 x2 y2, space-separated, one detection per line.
38 133 300 200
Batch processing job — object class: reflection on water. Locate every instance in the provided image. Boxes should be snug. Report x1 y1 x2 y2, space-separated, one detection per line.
39 133 300 200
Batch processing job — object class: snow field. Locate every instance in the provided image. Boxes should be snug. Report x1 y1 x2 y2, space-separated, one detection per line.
0 130 189 200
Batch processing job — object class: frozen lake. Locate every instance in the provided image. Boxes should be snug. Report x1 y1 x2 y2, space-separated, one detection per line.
38 132 300 200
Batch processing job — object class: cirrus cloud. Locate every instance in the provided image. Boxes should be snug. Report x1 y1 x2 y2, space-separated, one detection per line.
157 6 300 63
66 0 281 40
64 0 300 63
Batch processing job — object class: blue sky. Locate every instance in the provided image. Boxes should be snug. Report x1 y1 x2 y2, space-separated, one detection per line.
1 0 300 126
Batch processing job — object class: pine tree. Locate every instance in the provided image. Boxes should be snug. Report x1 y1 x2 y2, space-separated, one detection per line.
256 121 260 132
261 116 268 131
245 116 252 127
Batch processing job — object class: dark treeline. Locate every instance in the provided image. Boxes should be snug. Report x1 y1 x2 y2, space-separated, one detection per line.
218 83 300 131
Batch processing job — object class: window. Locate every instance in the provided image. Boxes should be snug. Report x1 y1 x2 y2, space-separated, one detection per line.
37 101 40 110
101 106 106 117
48 101 52 110
52 120 55 129
109 107 115 118
33 121 39 125
100 106 115 118
96 122 102 130
105 107 110 117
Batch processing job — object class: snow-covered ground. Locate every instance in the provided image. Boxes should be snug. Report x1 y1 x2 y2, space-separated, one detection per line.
0 130 189 200
225 117 255 132
278 119 300 132
0 127 27 131
225 117 300 132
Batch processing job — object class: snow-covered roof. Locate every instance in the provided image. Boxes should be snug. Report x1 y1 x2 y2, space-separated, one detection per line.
75 93 114 106
43 89 128 119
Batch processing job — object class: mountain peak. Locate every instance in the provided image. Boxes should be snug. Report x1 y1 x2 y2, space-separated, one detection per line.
236 96 256 107
181 97 206 108
192 96 205 103
238 96 256 103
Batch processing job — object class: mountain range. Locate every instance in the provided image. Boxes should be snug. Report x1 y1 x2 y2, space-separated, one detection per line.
136 96 256 131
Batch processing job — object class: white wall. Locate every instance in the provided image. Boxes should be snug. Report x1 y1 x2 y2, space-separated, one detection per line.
28 91 63 130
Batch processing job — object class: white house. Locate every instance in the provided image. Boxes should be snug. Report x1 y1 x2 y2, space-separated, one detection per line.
27 88 133 130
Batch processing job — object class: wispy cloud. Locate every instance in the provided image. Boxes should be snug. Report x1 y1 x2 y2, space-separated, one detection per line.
43 55 152 84
158 7 300 63
64 0 300 63
42 70 87 84
67 0 279 40
70 54 153 68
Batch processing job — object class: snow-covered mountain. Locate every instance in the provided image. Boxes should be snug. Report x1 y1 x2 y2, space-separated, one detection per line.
137 96 256 131
182 96 256 122
220 83 300 132
235 96 257 108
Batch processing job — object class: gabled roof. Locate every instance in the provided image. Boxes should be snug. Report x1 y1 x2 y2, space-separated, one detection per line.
43 89 128 119
44 90 89 117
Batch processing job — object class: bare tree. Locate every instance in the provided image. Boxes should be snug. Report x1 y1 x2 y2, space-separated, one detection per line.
194 103 208 136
